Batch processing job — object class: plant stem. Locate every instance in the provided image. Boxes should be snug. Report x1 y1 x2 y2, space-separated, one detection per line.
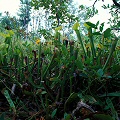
88 28 96 59
103 37 118 71
38 43 41 75
75 30 87 58
42 54 55 81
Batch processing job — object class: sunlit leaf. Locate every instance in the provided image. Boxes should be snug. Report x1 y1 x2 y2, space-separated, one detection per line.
85 43 91 49
55 26 62 31
8 30 14 36
72 22 80 30
84 22 97 29
84 22 90 29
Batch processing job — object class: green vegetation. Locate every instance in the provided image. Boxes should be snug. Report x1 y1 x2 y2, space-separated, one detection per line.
0 0 120 120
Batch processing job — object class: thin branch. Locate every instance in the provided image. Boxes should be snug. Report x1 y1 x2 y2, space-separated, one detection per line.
111 28 120 30
112 0 120 8
93 0 98 8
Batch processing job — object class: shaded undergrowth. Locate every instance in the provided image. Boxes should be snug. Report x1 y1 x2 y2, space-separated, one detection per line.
0 22 120 120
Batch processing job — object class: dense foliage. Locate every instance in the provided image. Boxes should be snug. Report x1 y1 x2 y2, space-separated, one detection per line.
0 0 120 120
18 0 32 29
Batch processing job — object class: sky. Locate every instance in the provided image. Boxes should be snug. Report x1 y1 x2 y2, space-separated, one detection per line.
0 0 20 16
0 0 113 28
74 0 113 28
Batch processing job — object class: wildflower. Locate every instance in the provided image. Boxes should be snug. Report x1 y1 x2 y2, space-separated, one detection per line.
50 78 54 81
36 39 40 44
47 41 53 45
68 49 70 52
97 43 103 49
85 43 91 49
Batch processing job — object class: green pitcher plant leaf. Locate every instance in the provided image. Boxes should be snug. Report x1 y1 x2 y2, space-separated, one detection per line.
55 26 62 31
97 69 104 77
51 108 57 118
84 22 97 29
2 89 16 113
103 37 118 71
84 22 90 29
72 22 80 30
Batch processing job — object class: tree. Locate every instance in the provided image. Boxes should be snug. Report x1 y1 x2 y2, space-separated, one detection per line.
0 12 20 30
101 0 120 33
18 0 32 30
111 0 120 8
88 0 120 33
31 0 78 28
